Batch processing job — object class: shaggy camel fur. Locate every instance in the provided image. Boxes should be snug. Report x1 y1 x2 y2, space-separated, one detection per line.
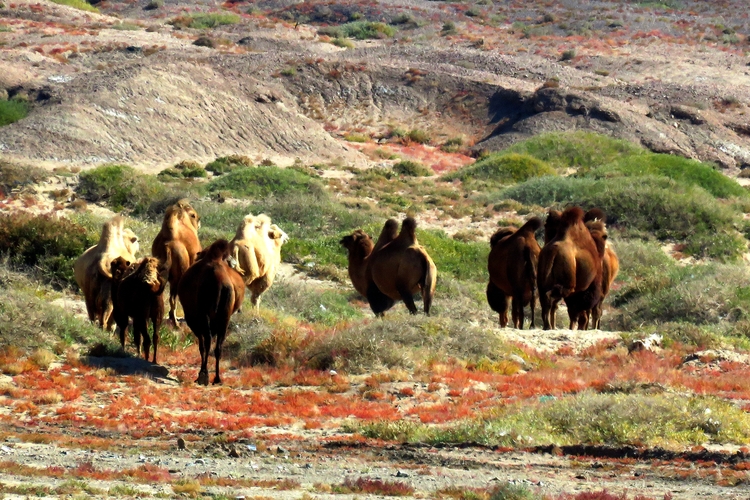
582 210 619 329
111 255 169 363
178 239 245 385
486 217 542 329
229 214 288 312
74 216 139 330
152 199 201 324
537 207 603 330
339 219 398 298
366 217 437 316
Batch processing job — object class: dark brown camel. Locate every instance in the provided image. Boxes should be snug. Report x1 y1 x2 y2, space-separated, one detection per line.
111 254 169 363
486 217 542 329
537 206 603 330
177 239 245 385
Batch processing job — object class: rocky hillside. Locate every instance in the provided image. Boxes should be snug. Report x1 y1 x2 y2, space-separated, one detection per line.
1 0 750 172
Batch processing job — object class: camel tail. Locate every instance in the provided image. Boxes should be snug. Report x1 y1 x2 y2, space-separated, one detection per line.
97 258 113 279
422 256 437 315
524 246 537 326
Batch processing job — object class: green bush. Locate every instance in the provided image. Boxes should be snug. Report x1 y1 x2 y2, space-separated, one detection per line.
501 131 643 172
417 229 488 282
498 176 745 259
0 98 29 127
440 136 464 153
319 21 396 40
444 153 555 186
0 277 114 352
77 164 172 215
180 164 207 178
49 0 98 12
170 12 241 29
0 160 47 194
206 166 324 199
407 128 430 144
0 214 96 288
585 152 748 199
205 155 253 175
393 160 432 177
358 392 750 447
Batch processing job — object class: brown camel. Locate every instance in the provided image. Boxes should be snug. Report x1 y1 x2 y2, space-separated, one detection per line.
152 199 201 325
581 209 619 329
229 214 289 312
339 219 398 298
177 239 245 385
366 217 437 316
74 216 139 330
111 254 169 363
486 217 542 329
537 206 603 330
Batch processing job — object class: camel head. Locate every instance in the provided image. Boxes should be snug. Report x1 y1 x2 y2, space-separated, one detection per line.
583 207 607 224
201 239 231 262
164 199 200 233
268 224 289 246
122 228 139 259
109 256 132 281
340 229 374 261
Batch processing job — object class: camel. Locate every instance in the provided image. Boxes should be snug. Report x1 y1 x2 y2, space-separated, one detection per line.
177 239 245 385
582 210 619 330
486 217 542 329
228 214 288 312
537 206 603 330
74 216 139 330
339 219 398 298
111 254 169 363
366 217 437 316
151 199 201 325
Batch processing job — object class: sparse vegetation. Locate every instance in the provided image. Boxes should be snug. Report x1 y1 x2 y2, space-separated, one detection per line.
445 153 555 187
169 12 241 29
205 155 253 175
319 21 396 40
393 160 432 177
206 165 324 199
49 0 98 12
0 98 29 127
77 164 172 215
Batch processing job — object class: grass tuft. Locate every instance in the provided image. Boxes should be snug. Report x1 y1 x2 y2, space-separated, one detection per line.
0 98 29 127
49 0 98 12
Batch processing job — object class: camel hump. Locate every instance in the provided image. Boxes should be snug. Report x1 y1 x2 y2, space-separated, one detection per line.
561 206 585 225
518 216 542 235
399 217 418 245
490 227 516 247
203 239 231 261
584 207 607 223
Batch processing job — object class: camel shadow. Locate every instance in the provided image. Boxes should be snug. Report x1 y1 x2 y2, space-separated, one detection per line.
83 345 175 382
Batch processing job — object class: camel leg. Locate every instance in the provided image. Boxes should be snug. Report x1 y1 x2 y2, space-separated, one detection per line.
134 316 150 360
422 286 434 316
168 288 178 326
186 313 210 385
591 302 603 330
367 282 395 317
540 291 551 330
529 290 537 329
211 312 231 386
397 284 418 315
117 322 128 351
486 281 509 327
550 298 560 330
512 294 525 329
151 307 161 364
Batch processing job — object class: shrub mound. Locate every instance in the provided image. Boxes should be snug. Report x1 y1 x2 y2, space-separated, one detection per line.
78 164 170 215
444 153 555 186
206 166 324 199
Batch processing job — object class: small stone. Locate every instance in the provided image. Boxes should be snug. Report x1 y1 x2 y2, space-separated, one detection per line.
395 470 410 478
177 437 186 450
229 446 240 458
277 446 287 454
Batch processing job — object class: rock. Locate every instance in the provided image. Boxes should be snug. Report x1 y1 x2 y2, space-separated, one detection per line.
395 470 410 478
228 446 240 458
177 437 186 450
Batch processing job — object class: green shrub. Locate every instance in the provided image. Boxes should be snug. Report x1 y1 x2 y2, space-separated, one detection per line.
393 160 432 177
280 67 297 77
205 155 253 175
501 131 643 172
206 166 324 199
445 153 555 186
0 160 47 194
560 49 576 61
77 164 172 215
0 98 29 127
180 164 207 178
344 133 369 143
498 176 745 259
144 0 163 10
417 229 488 281
157 168 182 181
318 21 396 40
358 392 750 447
585 152 748 199
0 274 113 351
442 21 457 35
440 136 464 153
0 214 96 288
169 12 241 29
331 37 355 49
49 0 98 12
407 128 430 144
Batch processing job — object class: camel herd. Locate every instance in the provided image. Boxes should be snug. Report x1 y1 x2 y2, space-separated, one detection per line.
73 199 287 385
73 200 617 385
